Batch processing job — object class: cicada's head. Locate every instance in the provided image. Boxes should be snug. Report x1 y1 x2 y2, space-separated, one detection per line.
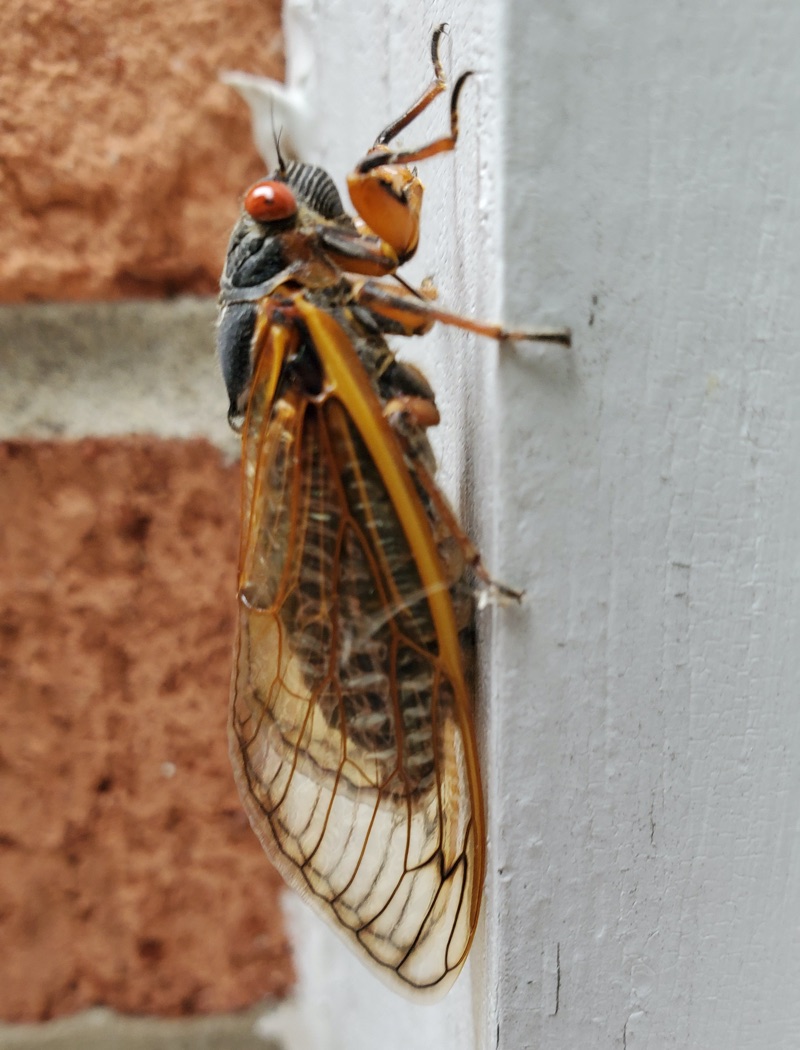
217 160 352 424
275 161 349 222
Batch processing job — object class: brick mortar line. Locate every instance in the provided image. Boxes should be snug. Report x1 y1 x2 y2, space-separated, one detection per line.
0 297 237 456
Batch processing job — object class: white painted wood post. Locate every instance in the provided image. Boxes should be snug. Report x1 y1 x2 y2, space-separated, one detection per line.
249 2 800 1048
488 2 800 1048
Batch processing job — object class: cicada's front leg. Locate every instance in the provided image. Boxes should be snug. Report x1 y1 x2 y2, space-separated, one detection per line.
323 24 469 273
317 55 468 279
346 70 472 267
371 23 450 151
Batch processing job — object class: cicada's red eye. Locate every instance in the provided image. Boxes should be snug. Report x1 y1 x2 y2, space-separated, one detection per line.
244 180 298 222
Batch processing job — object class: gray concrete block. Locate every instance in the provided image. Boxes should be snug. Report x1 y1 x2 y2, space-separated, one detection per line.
0 299 238 457
0 1006 283 1050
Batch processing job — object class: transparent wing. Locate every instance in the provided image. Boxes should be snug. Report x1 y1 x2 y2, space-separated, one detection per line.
229 317 484 997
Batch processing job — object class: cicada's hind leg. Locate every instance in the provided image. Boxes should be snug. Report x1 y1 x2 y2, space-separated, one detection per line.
417 455 524 606
385 397 525 605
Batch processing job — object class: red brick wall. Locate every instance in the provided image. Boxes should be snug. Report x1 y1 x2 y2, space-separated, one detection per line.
0 0 294 1023
1 0 278 302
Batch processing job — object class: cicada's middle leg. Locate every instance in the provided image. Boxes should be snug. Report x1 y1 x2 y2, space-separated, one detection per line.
353 279 573 348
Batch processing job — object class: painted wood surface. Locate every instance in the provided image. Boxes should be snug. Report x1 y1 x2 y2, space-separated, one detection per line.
259 1 800 1048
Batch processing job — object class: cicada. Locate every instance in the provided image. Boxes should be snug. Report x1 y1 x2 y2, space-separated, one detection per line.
217 27 570 998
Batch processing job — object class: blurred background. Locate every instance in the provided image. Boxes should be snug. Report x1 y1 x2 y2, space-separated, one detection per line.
0 0 297 1043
